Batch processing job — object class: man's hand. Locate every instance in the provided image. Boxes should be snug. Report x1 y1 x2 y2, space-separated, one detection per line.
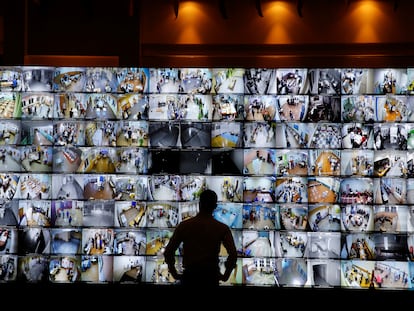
219 271 230 282
172 272 183 281
168 266 182 281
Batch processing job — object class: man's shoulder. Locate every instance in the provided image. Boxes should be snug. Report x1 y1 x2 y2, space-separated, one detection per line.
211 217 232 231
175 216 198 228
177 215 231 230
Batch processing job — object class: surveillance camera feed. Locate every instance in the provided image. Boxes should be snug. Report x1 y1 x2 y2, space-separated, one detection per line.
1 66 414 291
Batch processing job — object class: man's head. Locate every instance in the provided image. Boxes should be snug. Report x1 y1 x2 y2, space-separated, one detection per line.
199 189 218 214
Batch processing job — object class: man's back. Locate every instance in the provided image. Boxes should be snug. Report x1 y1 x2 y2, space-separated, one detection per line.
172 213 231 268
163 189 237 287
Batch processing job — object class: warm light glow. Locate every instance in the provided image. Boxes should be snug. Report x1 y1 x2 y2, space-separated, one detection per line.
175 2 205 43
345 0 391 43
261 2 300 44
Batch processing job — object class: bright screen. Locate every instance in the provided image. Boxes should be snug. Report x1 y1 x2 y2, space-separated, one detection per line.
0 66 413 290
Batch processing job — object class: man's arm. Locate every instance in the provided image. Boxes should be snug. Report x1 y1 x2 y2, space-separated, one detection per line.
220 228 238 282
163 229 183 280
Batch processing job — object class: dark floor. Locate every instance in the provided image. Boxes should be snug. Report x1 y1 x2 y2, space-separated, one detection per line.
2 282 412 309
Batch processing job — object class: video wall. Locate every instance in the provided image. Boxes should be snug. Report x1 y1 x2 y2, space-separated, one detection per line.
1 66 414 289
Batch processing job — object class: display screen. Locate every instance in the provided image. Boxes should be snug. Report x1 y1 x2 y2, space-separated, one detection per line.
0 66 414 290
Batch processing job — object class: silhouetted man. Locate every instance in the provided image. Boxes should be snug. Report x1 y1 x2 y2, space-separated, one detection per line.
164 189 237 287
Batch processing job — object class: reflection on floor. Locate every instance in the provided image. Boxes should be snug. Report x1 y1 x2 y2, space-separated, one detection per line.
0 208 18 226
308 181 337 203
52 232 81 254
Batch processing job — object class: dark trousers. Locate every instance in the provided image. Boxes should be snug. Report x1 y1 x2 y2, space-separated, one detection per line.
181 266 220 287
